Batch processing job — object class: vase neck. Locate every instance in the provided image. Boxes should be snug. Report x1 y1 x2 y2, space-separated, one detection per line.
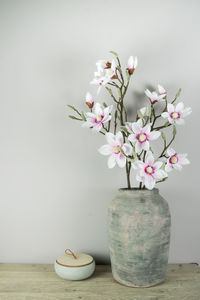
118 188 159 196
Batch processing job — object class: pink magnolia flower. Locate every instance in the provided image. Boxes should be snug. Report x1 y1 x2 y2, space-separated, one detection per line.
158 84 167 96
85 92 94 109
82 103 113 132
91 59 117 94
145 89 166 104
161 102 192 125
98 132 132 168
133 152 168 190
165 148 190 172
127 56 138 75
127 119 161 154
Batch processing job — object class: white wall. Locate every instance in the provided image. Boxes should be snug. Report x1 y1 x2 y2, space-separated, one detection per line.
0 0 199 264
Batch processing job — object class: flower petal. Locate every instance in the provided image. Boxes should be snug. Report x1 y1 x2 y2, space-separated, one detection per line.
145 151 154 164
104 105 113 115
144 174 155 190
175 102 184 112
165 164 173 172
153 161 163 170
92 123 102 132
125 122 133 133
176 118 184 125
136 173 143 182
102 115 112 123
135 141 143 154
182 107 192 117
173 163 183 171
85 112 96 118
141 140 150 151
115 131 123 145
154 169 168 181
178 154 190 165
97 86 101 94
167 148 176 156
167 103 175 114
98 145 111 156
107 155 116 168
116 154 126 168
158 84 166 95
143 123 151 134
161 112 169 119
105 132 115 145
94 103 103 115
81 121 92 128
122 143 132 155
127 56 133 69
145 89 152 98
128 133 136 143
132 119 143 133
132 160 144 170
86 92 93 103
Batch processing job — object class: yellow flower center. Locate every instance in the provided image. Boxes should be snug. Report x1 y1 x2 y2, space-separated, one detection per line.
171 112 179 119
138 133 146 142
146 166 153 174
113 146 120 154
96 115 103 122
170 155 178 164
107 70 113 76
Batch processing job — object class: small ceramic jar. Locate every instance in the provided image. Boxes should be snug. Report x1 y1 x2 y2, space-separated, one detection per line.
54 249 95 280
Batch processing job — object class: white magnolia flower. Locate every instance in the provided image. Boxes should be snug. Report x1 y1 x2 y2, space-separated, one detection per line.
98 131 132 168
145 89 166 104
127 56 138 75
158 84 167 96
133 152 168 190
82 103 113 132
104 59 117 79
161 102 192 125
91 59 117 94
85 92 94 109
165 148 190 172
127 119 161 153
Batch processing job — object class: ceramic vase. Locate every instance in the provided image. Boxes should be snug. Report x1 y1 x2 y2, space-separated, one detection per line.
108 188 171 287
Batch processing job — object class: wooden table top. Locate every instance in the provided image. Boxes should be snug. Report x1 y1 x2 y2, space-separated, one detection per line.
0 264 199 299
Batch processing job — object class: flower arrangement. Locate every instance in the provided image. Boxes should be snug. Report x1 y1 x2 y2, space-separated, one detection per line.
68 51 192 190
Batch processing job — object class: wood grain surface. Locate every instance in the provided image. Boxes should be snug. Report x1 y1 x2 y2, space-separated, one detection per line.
0 264 199 300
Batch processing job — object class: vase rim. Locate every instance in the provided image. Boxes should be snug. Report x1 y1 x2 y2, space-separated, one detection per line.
118 188 159 193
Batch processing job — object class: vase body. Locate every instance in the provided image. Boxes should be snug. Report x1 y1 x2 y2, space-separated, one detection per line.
108 188 171 287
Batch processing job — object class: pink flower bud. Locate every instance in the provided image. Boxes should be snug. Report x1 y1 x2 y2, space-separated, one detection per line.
127 56 138 75
158 84 167 97
85 92 94 109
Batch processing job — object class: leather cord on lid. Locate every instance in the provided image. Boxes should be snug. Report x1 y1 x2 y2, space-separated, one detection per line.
65 249 77 259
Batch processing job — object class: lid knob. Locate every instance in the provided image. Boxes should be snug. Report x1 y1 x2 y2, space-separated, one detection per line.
65 249 77 260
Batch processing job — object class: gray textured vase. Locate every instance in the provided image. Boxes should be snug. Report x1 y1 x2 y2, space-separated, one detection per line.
108 188 171 287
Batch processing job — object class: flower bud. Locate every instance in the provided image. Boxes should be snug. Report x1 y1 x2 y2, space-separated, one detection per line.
158 84 167 99
105 61 111 69
127 56 138 75
85 92 94 109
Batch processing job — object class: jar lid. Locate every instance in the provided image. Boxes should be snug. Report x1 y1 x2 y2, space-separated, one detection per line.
56 249 94 267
